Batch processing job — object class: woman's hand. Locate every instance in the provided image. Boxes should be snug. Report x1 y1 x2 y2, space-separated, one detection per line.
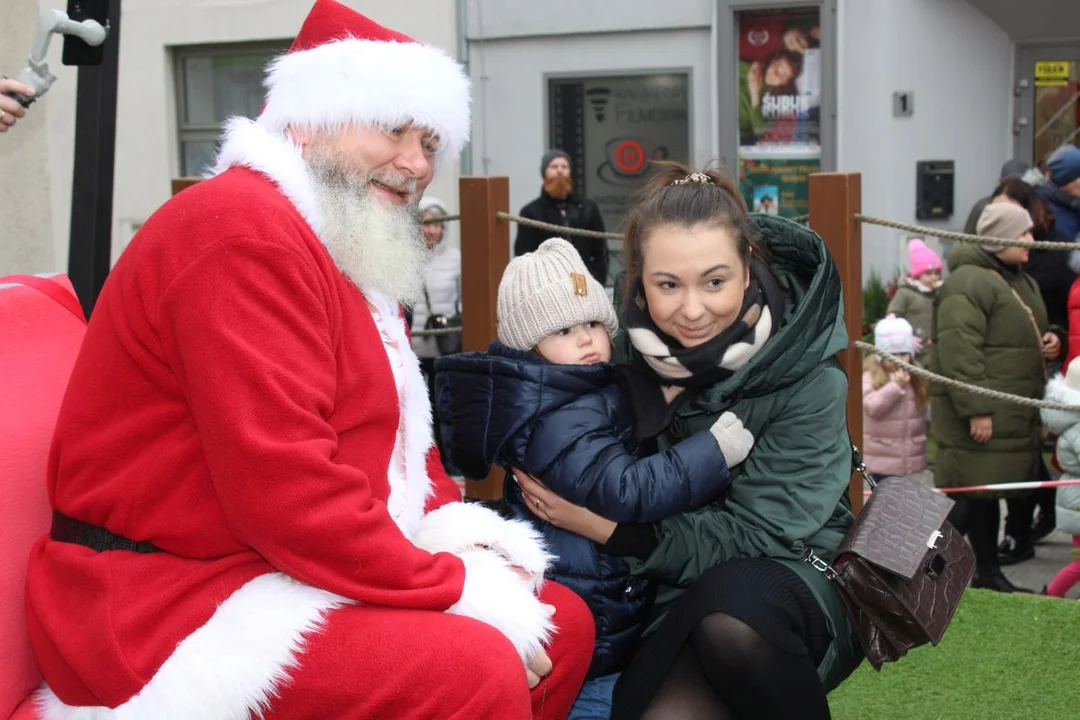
1041 332 1062 361
969 416 993 444
513 469 617 544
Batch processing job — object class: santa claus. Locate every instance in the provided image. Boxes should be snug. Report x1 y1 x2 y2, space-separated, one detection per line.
23 1 594 717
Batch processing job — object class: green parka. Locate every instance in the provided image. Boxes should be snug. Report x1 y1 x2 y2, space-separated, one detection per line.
930 243 1048 494
617 216 862 691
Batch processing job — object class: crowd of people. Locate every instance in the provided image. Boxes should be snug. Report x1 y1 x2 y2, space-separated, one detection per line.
861 149 1080 599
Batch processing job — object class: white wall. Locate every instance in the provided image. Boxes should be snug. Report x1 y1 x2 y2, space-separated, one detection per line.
468 29 716 231
0 0 77 276
838 0 1014 283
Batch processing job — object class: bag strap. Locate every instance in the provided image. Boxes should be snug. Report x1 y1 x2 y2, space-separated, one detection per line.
0 274 86 323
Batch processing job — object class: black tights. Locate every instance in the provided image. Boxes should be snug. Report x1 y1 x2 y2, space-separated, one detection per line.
948 496 1000 569
642 612 831 720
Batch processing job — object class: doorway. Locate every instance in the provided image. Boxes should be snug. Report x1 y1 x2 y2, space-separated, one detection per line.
1015 45 1080 168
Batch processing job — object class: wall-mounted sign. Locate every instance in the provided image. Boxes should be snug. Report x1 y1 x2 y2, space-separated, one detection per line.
737 7 821 153
1035 61 1070 88
550 73 691 233
893 91 914 117
737 152 820 218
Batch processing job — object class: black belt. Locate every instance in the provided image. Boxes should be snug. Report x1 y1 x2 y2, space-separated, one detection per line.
50 510 162 554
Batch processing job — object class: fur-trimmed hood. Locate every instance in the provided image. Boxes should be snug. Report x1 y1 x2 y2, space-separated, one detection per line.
1041 373 1080 434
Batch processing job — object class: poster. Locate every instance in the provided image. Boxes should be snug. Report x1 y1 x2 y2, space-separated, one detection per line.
737 7 821 152
738 154 820 218
550 73 691 233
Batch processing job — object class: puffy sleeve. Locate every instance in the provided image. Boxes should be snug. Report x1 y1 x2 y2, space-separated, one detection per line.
631 362 851 588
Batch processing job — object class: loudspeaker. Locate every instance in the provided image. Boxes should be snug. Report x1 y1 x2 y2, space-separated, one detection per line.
915 160 954 220
62 0 109 67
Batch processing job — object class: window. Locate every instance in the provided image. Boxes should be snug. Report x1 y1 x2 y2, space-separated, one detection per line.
174 42 289 177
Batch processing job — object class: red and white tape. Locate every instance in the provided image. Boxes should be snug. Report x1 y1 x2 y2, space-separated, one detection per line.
863 477 1080 498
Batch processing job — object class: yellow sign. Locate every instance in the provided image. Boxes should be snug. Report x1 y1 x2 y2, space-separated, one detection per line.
1035 61 1070 87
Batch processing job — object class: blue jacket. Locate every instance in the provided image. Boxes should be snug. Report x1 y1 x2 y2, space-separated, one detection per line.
435 342 731 677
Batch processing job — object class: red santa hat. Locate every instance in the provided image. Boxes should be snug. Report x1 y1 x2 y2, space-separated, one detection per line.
257 0 471 162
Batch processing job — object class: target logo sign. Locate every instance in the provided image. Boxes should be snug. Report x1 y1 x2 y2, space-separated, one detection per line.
614 140 645 174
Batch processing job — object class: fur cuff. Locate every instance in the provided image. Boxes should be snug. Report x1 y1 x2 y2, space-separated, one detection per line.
414 501 553 590
448 550 553 663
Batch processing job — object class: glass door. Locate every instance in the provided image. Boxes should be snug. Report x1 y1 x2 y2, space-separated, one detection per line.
1016 46 1080 169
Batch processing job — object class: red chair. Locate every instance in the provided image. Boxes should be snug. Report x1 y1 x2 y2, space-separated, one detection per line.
0 276 86 720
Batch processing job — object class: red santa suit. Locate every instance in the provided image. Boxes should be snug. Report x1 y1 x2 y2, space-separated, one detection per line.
23 2 594 717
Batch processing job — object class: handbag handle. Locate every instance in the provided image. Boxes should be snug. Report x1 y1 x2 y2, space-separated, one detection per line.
850 443 878 490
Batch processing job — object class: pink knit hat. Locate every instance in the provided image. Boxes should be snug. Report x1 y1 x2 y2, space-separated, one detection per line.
908 239 942 278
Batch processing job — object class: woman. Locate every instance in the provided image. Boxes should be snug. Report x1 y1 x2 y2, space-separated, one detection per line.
515 164 862 718
931 201 1060 593
989 179 1069 561
410 196 462 466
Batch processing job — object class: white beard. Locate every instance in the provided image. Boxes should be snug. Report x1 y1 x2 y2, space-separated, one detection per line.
308 151 431 307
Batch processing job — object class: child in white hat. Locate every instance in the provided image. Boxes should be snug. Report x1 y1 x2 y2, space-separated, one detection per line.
435 238 754 710
863 315 930 482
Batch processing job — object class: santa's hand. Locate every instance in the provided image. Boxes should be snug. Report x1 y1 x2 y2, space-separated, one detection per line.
525 646 553 689
414 501 553 591
446 548 553 664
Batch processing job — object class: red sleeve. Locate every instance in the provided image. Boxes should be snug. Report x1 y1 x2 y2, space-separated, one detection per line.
1066 278 1080 373
159 235 465 610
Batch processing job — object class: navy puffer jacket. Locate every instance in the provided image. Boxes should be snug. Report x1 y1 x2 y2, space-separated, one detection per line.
435 342 731 677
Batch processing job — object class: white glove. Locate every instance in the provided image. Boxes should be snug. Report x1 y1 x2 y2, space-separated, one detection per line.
709 412 754 467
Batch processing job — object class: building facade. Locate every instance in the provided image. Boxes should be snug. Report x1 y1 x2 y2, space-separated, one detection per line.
2 0 1079 285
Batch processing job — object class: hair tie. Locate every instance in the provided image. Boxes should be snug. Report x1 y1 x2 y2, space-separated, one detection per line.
672 172 712 186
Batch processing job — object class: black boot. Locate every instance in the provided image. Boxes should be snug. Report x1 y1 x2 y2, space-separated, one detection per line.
997 535 1035 565
971 567 1033 594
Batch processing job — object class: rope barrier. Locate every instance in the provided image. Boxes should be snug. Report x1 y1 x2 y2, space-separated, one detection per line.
864 477 1080 498
495 211 623 240
855 341 1080 412
421 214 460 225
790 214 809 224
411 327 461 337
854 214 1077 251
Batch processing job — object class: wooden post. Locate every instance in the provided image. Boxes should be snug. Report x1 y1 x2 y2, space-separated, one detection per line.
171 177 203 196
809 173 864 514
458 176 511 501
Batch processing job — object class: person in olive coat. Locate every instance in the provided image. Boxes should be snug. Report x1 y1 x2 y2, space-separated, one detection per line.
931 201 1063 593
513 164 863 719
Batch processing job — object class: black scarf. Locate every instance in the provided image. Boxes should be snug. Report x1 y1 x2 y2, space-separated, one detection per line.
624 260 785 389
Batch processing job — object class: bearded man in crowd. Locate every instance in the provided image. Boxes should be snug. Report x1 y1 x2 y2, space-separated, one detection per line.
23 2 593 718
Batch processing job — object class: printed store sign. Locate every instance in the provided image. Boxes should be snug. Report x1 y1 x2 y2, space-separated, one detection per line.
550 73 691 232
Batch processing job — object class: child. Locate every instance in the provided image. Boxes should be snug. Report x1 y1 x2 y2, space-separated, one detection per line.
435 238 753 715
1041 358 1080 598
887 238 942 363
863 315 929 482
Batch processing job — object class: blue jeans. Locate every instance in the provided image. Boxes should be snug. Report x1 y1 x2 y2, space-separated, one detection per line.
568 673 620 720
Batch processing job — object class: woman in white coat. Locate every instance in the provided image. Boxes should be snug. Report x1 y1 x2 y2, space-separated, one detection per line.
412 196 462 472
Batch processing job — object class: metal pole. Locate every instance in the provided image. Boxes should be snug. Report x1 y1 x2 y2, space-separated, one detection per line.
66 0 121 317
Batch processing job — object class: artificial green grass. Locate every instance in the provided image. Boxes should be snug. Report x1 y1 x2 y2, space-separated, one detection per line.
829 589 1079 719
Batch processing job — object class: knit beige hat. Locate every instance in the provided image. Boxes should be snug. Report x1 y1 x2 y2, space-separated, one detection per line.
497 238 619 351
977 202 1033 253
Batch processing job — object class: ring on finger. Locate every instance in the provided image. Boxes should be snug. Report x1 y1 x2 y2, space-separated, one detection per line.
534 497 542 509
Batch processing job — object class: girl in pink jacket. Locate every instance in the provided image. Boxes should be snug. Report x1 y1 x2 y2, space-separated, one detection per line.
863 315 929 480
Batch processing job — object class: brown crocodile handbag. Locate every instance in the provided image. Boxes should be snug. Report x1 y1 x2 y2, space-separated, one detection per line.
804 444 976 669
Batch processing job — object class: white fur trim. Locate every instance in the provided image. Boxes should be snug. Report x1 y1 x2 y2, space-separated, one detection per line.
365 289 437 539
449 550 553 663
34 573 348 719
414 502 554 591
211 118 324 239
1041 372 1080 435
259 38 470 166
